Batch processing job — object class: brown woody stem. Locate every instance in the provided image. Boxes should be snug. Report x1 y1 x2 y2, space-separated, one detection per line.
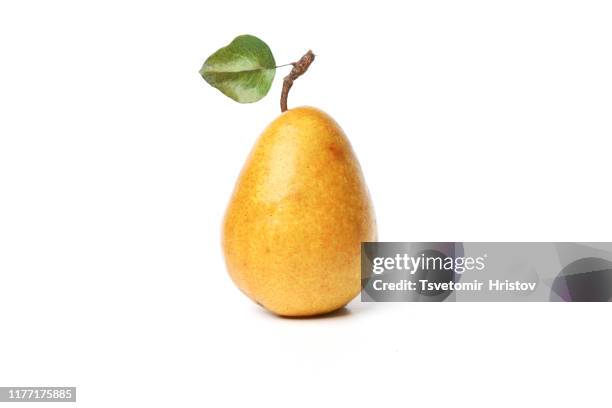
280 50 315 112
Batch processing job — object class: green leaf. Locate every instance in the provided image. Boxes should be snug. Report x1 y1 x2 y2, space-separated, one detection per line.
200 35 276 103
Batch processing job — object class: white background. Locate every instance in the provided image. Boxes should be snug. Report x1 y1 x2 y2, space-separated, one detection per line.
1 1 611 407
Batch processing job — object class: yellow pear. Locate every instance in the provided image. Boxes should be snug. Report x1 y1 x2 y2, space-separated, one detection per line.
222 106 376 316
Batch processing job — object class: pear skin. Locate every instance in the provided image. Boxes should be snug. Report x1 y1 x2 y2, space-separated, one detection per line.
222 106 376 316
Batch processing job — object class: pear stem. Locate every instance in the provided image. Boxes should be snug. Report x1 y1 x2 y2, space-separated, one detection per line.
280 50 315 112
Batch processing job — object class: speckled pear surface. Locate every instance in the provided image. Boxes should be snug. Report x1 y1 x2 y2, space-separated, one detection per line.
222 106 376 316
